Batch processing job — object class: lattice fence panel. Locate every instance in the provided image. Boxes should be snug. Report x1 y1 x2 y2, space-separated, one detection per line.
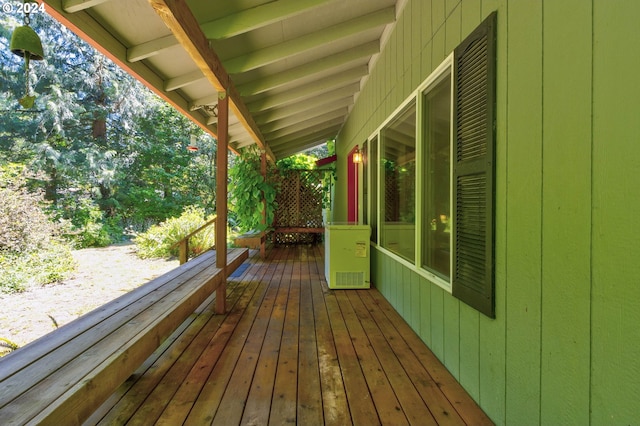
271 170 325 244
385 172 400 222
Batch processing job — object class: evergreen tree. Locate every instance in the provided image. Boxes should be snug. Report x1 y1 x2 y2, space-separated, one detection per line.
1 12 218 238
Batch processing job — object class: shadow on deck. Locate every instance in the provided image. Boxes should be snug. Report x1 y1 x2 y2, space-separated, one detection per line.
88 245 493 425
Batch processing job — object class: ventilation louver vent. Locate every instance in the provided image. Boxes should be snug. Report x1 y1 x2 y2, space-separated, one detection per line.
334 272 366 288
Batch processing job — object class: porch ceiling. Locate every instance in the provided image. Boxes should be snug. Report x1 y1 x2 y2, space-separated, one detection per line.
43 0 402 160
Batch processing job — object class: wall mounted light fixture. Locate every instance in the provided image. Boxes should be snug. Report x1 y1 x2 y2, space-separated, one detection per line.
352 146 362 164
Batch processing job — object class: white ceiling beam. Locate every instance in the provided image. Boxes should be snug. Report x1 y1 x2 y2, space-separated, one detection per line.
262 108 347 139
259 99 352 134
225 7 394 74
271 128 341 158
164 69 206 91
235 140 257 149
127 34 178 62
268 119 343 147
219 120 248 133
273 139 333 159
148 0 273 160
237 41 378 96
200 0 329 40
247 68 366 112
62 0 111 13
254 90 354 125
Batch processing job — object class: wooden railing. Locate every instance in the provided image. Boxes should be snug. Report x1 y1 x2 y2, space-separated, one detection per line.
171 216 217 264
0 248 249 424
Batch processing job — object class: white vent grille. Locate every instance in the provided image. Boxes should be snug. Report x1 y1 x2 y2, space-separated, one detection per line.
334 271 366 288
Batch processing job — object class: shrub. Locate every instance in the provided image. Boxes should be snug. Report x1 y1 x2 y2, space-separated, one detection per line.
0 186 62 253
117 186 184 230
0 242 75 293
54 197 122 248
134 206 215 259
0 181 75 293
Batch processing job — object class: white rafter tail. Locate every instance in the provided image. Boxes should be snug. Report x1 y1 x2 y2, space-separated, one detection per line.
62 0 111 13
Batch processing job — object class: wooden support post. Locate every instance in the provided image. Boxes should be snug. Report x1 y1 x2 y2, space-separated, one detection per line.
215 91 228 314
261 152 267 259
179 239 189 265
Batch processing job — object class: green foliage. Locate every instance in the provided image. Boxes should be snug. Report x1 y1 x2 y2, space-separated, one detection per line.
0 242 75 293
229 147 277 233
0 338 19 351
276 153 317 171
134 206 215 259
0 168 75 293
118 187 177 228
0 181 61 254
54 197 121 248
2 14 221 242
0 337 20 357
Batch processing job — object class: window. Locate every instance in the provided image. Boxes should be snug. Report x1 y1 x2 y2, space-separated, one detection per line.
363 140 368 226
422 73 452 279
365 137 378 242
381 103 416 262
367 12 496 318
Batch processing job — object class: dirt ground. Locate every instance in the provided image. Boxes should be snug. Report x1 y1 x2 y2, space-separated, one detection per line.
0 243 179 355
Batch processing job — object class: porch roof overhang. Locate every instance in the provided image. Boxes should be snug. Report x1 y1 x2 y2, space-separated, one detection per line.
42 0 402 161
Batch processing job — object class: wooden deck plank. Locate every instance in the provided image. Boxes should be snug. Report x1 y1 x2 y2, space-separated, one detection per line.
2 249 248 425
309 246 351 426
90 245 493 426
210 250 290 426
91 270 252 424
365 289 494 426
346 290 439 426
94 279 246 425
334 290 409 425
0 251 215 389
324 285 380 425
240 247 294 425
296 247 324 425
358 289 468 426
268 253 300 426
89 293 219 424
156 255 274 425
183 251 284 424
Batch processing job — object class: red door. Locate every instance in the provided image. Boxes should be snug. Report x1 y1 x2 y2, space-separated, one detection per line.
347 146 359 222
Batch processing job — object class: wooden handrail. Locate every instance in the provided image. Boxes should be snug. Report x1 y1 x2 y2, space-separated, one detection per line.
170 216 217 264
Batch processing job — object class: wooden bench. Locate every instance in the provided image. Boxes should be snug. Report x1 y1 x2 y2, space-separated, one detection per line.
234 230 271 258
0 247 248 425
273 227 324 245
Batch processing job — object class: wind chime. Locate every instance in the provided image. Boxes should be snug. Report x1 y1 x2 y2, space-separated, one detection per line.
9 1 45 108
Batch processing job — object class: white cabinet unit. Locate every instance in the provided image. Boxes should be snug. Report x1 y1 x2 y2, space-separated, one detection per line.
324 223 371 289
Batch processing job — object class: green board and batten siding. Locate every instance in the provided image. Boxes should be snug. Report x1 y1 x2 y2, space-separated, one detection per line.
592 1 640 424
335 0 640 424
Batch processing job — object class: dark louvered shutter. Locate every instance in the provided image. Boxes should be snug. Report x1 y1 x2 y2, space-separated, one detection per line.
452 12 497 318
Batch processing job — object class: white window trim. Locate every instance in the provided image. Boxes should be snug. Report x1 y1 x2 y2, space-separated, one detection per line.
368 53 455 293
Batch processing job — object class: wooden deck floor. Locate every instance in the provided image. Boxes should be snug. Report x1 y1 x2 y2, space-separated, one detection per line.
87 245 493 425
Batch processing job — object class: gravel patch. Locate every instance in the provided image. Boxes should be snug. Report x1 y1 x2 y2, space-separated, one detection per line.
0 243 179 355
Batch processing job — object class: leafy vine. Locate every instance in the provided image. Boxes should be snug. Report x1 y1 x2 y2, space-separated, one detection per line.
228 146 277 232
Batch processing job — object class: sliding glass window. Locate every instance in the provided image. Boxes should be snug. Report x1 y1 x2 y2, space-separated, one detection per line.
422 72 451 279
380 103 416 262
366 137 378 243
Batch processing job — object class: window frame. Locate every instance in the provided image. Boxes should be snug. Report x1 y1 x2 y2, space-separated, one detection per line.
366 12 496 318
420 66 454 281
367 55 454 292
379 100 417 262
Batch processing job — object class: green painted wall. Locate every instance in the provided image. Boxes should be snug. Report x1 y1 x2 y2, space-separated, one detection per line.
336 0 640 424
